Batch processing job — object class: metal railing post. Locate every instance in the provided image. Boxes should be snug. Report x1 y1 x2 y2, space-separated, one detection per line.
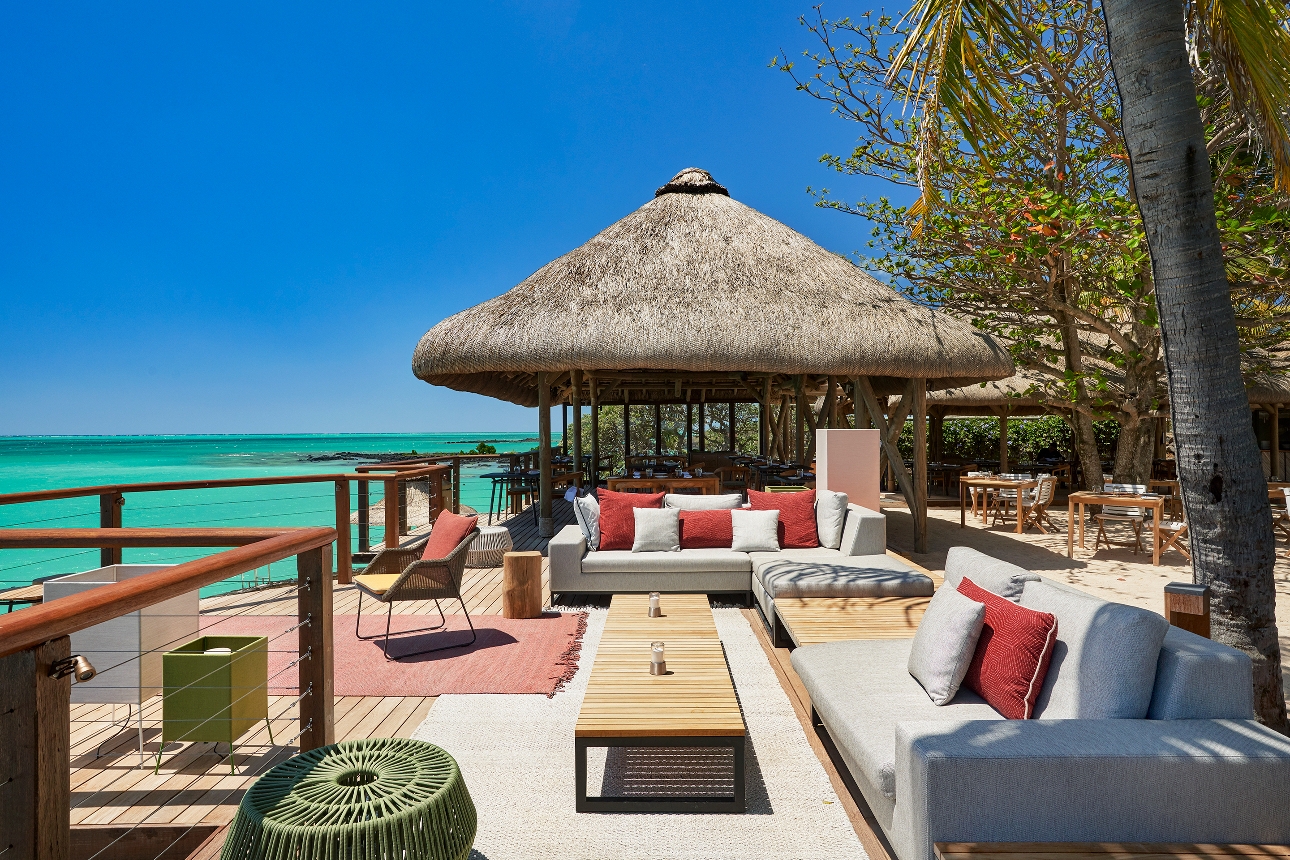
451 456 461 513
297 545 334 751
0 636 71 860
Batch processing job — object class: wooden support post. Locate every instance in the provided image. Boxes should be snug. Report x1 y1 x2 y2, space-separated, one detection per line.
655 403 662 456
538 371 554 537
761 377 771 456
590 377 600 487
99 492 123 567
357 480 370 553
912 379 928 553
999 411 1010 472
0 636 70 860
624 398 633 464
789 376 799 464
562 403 569 455
384 477 399 549
686 402 693 460
1164 582 1211 638
857 377 924 550
334 480 351 585
698 402 706 452
297 544 334 751
571 370 583 483
502 551 544 619
1274 407 1282 480
728 401 736 452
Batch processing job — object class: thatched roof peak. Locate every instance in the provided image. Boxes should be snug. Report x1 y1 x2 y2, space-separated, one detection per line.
655 167 729 197
413 168 1014 407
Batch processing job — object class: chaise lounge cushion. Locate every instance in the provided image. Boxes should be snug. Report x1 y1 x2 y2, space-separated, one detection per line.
792 639 1002 805
943 546 1039 601
1019 579 1169 719
751 549 935 599
581 548 752 574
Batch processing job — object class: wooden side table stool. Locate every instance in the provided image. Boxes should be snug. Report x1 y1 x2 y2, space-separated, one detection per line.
502 551 543 619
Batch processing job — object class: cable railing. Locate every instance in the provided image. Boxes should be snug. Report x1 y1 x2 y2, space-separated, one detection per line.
0 526 336 860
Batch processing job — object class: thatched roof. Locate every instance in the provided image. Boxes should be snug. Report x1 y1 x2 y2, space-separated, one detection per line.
413 168 1014 407
925 375 1048 417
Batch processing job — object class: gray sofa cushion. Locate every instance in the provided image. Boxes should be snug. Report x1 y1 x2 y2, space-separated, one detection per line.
792 639 1002 801
664 493 743 510
751 549 935 599
732 509 780 552
943 546 1039 600
581 548 752 574
839 505 886 556
1148 626 1254 719
632 507 680 552
816 489 849 549
1019 579 1169 719
908 585 986 705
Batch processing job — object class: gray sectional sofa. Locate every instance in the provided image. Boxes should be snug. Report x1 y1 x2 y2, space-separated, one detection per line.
791 547 1290 860
548 495 935 609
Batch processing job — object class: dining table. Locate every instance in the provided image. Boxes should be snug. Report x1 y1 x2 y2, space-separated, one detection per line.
1066 490 1167 565
959 476 1039 534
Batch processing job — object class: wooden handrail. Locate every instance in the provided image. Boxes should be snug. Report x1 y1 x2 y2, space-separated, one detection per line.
0 527 335 659
0 527 301 549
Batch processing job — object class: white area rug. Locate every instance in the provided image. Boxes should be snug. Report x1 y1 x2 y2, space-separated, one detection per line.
412 607 869 860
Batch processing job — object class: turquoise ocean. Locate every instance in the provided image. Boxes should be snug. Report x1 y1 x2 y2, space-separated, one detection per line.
0 434 556 598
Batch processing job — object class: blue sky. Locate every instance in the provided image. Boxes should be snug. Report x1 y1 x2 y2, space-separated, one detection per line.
0 2 901 435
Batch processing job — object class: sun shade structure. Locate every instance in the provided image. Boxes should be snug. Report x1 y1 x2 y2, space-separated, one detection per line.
413 168 1015 549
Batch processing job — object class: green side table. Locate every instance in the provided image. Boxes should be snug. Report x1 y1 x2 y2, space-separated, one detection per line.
159 635 271 774
221 738 476 860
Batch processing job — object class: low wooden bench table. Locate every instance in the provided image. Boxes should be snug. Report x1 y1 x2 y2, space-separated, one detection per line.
936 843 1290 860
574 593 746 813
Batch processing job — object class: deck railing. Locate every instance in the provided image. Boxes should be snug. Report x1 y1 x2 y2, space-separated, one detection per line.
0 464 452 590
0 527 336 860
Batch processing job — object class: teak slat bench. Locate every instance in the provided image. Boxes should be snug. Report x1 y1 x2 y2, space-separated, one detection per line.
574 593 746 813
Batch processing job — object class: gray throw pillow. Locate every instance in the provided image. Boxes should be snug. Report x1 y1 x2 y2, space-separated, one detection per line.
632 507 680 552
1019 579 1169 718
943 545 1039 601
731 509 780 552
908 586 987 705
664 493 743 510
815 489 848 549
572 493 600 551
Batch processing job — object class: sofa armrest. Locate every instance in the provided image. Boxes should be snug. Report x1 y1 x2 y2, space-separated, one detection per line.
839 504 886 556
891 718 1290 860
548 525 587 594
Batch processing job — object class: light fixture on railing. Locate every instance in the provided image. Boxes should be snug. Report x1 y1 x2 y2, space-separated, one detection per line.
49 655 97 683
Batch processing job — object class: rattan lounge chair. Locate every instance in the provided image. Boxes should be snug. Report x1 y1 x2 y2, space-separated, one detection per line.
353 529 479 660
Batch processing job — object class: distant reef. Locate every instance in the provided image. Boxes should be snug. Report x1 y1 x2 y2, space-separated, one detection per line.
302 438 539 463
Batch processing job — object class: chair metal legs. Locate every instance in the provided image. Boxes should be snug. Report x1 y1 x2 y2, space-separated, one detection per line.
355 589 477 661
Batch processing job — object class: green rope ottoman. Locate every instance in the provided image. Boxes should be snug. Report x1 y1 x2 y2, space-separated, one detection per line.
221 738 476 860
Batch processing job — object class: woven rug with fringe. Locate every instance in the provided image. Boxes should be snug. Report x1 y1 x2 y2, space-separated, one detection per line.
199 611 587 697
412 607 868 859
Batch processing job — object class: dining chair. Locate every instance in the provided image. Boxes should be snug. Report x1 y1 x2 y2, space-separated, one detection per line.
989 474 1032 525
964 471 993 517
1019 476 1059 534
1094 483 1148 553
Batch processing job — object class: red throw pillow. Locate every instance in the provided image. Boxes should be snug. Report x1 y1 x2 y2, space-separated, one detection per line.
678 509 734 549
747 488 819 548
597 490 665 551
957 577 1058 719
421 510 478 560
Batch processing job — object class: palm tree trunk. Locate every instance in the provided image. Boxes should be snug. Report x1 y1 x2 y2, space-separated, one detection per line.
1102 0 1286 728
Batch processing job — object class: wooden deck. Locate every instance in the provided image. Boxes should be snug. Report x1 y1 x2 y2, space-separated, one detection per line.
66 501 577 844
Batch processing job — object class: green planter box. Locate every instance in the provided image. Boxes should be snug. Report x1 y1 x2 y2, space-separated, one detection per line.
162 635 268 746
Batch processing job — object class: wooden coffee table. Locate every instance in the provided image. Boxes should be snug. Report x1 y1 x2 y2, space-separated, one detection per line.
574 593 746 813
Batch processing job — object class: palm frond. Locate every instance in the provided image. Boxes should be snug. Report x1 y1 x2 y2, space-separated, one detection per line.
1192 0 1290 188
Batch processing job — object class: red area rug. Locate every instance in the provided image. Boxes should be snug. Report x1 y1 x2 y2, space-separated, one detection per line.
199 611 587 697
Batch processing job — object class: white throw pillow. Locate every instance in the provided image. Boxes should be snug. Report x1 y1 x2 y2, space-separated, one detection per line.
815 489 848 549
664 493 743 510
908 585 987 706
730 509 780 552
572 493 600 551
632 507 680 552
